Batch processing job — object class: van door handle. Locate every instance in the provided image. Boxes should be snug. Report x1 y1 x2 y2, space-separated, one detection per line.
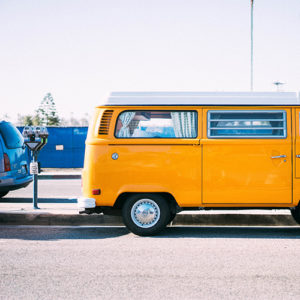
296 155 300 158
271 155 286 159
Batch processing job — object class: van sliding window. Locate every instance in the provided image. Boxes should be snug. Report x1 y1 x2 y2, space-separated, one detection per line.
207 110 286 138
115 111 197 139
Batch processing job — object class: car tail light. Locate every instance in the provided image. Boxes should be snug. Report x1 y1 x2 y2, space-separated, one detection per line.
3 153 11 172
92 189 101 195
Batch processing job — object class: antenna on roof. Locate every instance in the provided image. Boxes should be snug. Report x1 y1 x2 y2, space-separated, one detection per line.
273 81 285 92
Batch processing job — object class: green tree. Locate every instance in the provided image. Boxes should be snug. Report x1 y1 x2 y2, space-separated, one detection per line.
36 93 60 126
17 114 42 126
23 115 34 126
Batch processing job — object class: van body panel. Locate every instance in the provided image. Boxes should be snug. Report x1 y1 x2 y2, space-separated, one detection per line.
83 143 202 207
202 141 292 204
82 100 300 210
105 144 201 207
202 108 292 204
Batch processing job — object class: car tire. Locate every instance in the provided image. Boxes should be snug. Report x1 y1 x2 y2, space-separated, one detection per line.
0 191 9 198
290 206 300 224
122 194 171 236
168 213 177 224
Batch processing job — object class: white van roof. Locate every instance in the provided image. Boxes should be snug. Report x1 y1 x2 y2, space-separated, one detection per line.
101 91 300 106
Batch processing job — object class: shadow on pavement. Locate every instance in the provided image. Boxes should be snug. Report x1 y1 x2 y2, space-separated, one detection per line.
0 226 300 240
157 226 300 239
0 197 77 203
0 226 129 240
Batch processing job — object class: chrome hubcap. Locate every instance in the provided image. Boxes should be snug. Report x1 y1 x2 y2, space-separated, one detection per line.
131 199 160 228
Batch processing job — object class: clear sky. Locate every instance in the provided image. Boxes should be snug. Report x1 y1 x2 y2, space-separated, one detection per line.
1 0 299 122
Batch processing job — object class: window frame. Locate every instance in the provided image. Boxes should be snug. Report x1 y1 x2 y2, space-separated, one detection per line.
114 110 198 139
207 110 287 139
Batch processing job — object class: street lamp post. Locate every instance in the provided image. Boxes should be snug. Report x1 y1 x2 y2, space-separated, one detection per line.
250 0 254 91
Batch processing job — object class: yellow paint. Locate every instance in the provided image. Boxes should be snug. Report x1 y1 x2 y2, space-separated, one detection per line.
82 106 300 208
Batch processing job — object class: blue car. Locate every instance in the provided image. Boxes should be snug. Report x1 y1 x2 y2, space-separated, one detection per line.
0 121 32 198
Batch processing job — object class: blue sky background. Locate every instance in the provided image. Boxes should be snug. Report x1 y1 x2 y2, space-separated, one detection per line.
1 0 299 122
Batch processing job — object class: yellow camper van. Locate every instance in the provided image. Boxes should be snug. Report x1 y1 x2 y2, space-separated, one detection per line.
78 91 300 236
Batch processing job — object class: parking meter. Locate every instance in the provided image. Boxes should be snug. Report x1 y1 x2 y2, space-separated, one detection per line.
22 126 49 209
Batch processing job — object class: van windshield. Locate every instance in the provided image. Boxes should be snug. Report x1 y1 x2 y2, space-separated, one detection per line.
0 122 24 149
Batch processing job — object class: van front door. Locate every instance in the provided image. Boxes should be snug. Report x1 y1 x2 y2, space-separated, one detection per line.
202 108 292 205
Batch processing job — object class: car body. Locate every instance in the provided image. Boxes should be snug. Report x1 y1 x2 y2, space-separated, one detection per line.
0 121 32 197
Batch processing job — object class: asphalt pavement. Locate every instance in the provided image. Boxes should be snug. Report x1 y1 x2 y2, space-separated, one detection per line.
1 225 300 300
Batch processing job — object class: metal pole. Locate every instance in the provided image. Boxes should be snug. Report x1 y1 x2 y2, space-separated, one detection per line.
250 0 254 91
33 153 39 209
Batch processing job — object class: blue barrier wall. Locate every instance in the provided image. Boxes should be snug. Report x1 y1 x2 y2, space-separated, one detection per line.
17 127 88 168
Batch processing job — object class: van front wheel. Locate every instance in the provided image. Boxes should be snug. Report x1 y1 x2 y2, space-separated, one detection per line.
122 194 170 236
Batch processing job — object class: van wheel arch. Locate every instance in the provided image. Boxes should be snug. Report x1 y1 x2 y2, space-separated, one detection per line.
114 192 179 214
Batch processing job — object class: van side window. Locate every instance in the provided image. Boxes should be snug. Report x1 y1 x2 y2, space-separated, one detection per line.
115 111 197 138
207 110 286 138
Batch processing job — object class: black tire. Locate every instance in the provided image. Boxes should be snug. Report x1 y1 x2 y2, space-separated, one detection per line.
168 213 177 225
0 191 9 198
122 193 171 236
290 206 300 224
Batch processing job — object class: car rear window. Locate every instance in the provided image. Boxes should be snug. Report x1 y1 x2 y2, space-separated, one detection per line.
0 122 24 149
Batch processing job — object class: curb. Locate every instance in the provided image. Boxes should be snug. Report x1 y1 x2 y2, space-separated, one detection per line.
0 213 122 226
174 213 299 226
38 174 81 180
0 213 299 227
